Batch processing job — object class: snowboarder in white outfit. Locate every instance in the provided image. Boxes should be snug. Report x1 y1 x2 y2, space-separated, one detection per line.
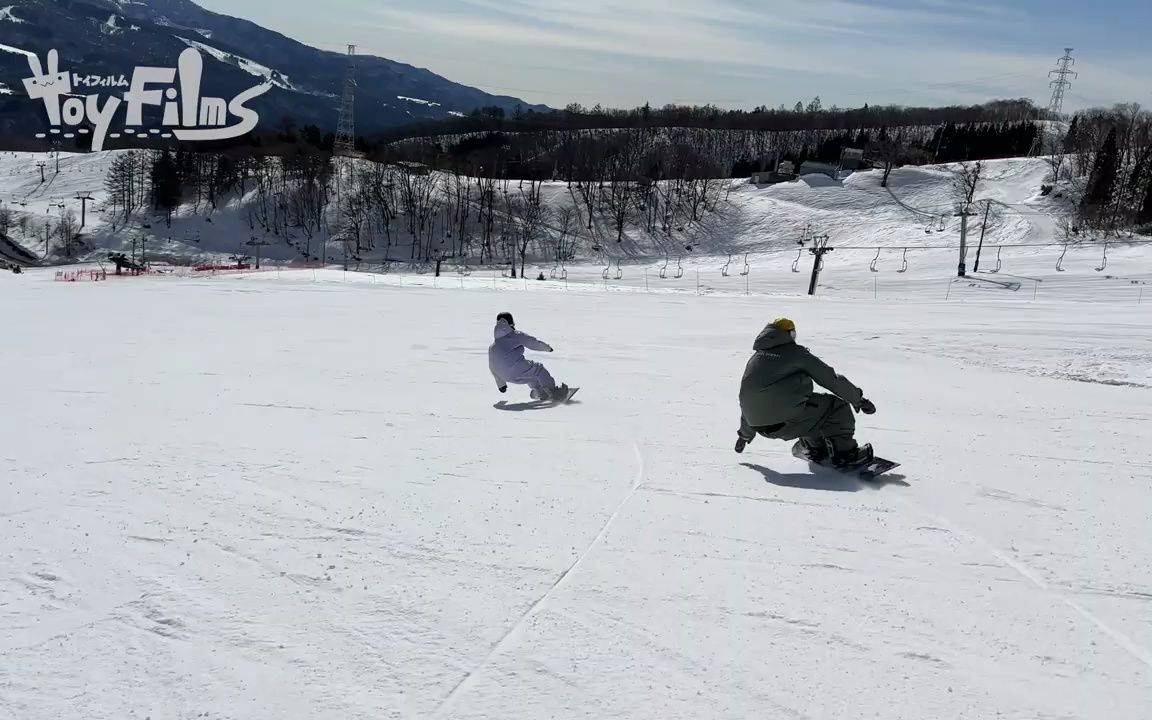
489 312 569 401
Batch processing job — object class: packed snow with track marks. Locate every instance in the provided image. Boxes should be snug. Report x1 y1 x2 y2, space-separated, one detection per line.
1 265 1150 719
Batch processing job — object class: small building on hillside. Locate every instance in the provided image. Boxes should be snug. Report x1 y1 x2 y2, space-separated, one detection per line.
798 161 840 178
751 162 797 185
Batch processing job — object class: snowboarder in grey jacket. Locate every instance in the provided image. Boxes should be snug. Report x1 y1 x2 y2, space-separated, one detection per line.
734 318 876 465
489 312 569 401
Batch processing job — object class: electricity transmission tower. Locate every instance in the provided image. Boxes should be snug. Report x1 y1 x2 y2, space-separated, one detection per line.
1047 48 1077 117
334 44 358 158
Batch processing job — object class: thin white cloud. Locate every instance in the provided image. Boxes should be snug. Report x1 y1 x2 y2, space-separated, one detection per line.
195 0 1149 112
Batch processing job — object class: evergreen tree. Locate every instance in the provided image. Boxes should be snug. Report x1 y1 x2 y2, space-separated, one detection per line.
1138 178 1152 226
151 149 182 226
1063 116 1079 154
1081 127 1118 221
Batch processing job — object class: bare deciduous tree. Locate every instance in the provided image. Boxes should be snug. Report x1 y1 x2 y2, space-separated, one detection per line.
553 205 578 261
952 160 984 211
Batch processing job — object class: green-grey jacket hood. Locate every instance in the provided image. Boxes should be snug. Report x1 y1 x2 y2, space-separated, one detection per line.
753 324 795 351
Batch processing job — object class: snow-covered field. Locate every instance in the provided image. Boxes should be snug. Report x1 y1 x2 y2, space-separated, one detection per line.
2 265 1150 719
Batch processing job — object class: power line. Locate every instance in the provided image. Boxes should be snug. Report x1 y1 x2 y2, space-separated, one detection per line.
334 44 358 158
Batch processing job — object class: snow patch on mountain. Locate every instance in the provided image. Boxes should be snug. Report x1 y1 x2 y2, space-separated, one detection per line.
101 14 141 34
176 37 295 92
398 96 441 107
0 40 34 59
0 5 26 23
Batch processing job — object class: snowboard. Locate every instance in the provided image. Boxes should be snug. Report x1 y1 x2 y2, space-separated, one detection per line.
791 443 900 481
554 386 579 404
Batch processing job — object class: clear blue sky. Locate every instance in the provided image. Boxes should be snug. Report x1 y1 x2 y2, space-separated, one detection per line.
196 0 1151 111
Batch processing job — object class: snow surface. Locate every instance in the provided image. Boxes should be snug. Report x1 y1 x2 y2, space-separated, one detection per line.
398 96 442 107
0 5 26 24
0 40 33 59
1 266 1150 719
176 37 294 92
101 14 141 34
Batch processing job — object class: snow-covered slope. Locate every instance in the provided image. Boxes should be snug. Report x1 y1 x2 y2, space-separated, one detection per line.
1 151 1147 305
1 267 1149 719
176 36 297 92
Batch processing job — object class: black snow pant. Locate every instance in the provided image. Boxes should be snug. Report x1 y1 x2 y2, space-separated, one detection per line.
739 393 858 454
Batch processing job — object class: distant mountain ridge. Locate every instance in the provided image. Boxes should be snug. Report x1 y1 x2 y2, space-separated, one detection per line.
0 0 548 141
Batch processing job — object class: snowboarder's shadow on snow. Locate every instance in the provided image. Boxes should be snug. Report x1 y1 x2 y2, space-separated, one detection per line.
493 399 583 412
741 463 909 491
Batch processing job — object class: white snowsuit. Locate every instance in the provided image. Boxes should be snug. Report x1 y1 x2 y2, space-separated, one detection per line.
488 319 558 396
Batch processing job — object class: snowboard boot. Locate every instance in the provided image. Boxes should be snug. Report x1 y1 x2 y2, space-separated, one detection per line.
794 438 832 464
545 384 570 402
735 433 753 454
832 443 873 468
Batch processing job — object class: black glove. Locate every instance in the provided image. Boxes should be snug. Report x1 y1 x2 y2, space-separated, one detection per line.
499 386 507 393
859 398 876 415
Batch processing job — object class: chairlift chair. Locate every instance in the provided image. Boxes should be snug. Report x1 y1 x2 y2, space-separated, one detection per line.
869 248 880 273
1095 243 1108 272
897 248 909 273
791 248 802 273
722 253 732 277
674 255 684 279
990 246 1002 273
740 253 750 276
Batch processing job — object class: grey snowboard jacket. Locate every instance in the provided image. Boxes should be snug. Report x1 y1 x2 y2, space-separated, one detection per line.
488 319 553 389
738 324 864 427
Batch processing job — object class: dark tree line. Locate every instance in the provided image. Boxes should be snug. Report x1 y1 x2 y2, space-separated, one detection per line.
371 98 1043 144
1057 105 1152 233
927 122 1039 163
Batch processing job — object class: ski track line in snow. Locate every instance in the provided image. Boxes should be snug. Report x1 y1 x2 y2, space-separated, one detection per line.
428 442 647 720
916 505 1152 670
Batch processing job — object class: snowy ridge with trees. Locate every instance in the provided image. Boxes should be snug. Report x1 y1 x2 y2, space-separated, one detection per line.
0 159 1140 274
